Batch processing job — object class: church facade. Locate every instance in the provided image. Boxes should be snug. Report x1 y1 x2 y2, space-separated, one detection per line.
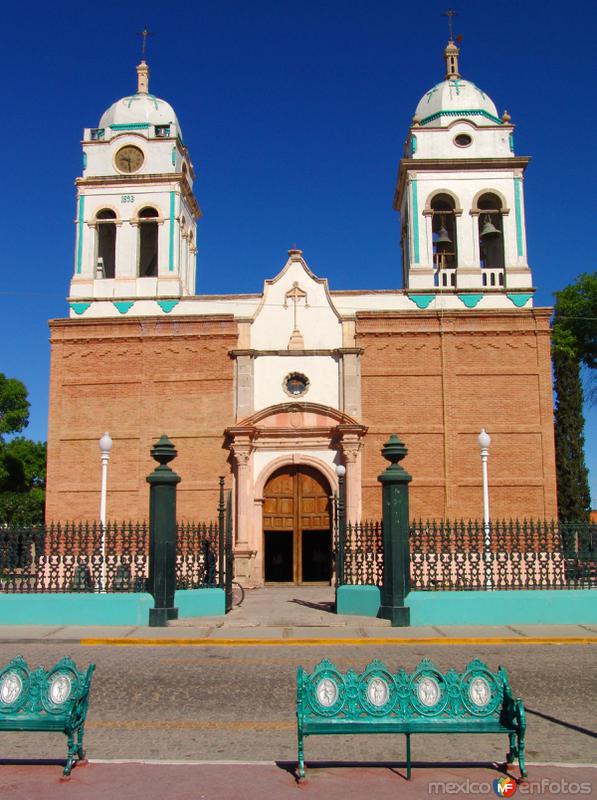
46 40 557 586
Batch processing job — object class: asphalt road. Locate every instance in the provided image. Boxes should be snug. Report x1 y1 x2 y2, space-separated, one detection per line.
0 642 595 766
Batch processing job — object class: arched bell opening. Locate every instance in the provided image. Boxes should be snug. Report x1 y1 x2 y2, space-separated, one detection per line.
431 193 458 286
96 209 117 278
477 193 505 283
262 465 332 585
138 207 159 277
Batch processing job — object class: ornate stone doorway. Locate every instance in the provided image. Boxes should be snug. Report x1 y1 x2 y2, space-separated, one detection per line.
262 465 332 584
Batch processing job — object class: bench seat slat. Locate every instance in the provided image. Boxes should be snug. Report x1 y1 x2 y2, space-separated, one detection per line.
0 716 69 732
303 720 515 735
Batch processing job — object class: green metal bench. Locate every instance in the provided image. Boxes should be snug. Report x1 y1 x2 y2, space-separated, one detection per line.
0 655 95 777
297 657 526 781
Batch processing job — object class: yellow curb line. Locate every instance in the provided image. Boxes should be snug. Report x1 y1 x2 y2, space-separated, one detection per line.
80 636 597 647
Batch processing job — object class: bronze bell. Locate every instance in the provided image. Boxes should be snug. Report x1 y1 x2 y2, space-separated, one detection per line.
480 214 501 238
435 218 452 245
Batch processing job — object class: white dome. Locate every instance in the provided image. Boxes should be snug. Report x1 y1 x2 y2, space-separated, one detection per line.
414 78 500 127
99 92 182 137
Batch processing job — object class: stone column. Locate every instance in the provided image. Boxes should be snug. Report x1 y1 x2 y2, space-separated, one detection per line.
338 426 365 523
146 434 181 627
378 433 412 627
230 439 253 548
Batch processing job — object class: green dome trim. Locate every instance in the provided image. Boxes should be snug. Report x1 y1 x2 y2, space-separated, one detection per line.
420 109 503 126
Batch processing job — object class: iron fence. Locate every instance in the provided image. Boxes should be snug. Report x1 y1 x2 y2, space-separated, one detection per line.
342 519 596 591
0 519 222 593
0 522 149 593
343 521 383 586
176 521 220 589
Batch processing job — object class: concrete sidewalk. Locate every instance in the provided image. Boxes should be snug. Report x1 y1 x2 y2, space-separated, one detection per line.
0 761 594 800
0 621 594 645
0 588 595 644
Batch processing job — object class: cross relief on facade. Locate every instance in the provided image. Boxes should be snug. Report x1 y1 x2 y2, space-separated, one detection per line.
284 282 309 350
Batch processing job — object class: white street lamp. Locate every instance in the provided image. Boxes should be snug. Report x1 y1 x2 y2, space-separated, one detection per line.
99 432 113 593
477 429 492 590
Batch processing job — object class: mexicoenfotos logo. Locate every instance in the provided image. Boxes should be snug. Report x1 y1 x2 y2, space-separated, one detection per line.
493 777 518 797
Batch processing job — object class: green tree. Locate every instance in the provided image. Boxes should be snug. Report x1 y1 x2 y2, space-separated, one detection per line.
552 272 597 521
0 375 45 525
0 373 29 442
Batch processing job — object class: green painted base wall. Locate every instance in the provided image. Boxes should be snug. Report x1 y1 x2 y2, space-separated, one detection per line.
174 588 225 617
336 585 381 616
0 593 154 626
407 589 597 626
336 587 596 625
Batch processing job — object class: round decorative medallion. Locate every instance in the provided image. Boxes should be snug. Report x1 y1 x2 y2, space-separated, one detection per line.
417 676 441 707
283 372 309 398
0 672 23 705
315 677 338 708
49 673 72 705
367 677 389 707
468 676 491 707
454 133 472 147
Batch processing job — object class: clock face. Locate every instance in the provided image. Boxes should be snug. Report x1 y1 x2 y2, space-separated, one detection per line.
115 145 144 173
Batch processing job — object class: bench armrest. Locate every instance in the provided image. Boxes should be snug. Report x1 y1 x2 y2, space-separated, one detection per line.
501 691 525 733
66 664 95 730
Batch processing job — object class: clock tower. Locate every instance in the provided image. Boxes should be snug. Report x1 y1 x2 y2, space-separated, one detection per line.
69 61 201 308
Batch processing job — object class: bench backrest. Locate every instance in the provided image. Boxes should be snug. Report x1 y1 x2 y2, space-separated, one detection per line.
297 657 512 723
0 655 95 721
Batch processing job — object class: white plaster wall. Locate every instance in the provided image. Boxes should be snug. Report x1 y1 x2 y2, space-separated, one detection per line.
250 258 342 350
67 290 535 317
413 123 513 160
83 134 178 178
253 356 339 411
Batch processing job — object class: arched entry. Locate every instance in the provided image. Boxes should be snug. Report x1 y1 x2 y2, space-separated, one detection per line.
263 465 332 584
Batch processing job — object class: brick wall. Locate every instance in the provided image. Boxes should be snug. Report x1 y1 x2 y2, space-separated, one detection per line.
46 315 237 522
357 308 557 521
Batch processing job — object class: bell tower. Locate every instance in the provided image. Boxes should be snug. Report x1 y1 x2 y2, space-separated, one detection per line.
395 39 534 303
69 61 201 306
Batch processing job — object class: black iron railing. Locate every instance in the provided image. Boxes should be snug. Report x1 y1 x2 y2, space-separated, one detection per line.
0 519 223 593
175 521 220 589
0 522 149 593
410 519 595 591
343 521 383 586
341 519 596 591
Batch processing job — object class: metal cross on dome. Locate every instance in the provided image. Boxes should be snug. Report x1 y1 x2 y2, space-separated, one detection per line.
284 281 309 332
443 9 457 41
138 26 153 58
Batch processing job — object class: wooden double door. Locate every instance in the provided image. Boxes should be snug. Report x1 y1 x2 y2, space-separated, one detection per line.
262 466 332 584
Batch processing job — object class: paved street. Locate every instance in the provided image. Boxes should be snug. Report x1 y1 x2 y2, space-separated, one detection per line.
0 640 594 767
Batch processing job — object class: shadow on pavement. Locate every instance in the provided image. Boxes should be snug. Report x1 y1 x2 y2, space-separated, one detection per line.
0 758 66 767
289 598 336 613
525 708 597 738
274 759 514 783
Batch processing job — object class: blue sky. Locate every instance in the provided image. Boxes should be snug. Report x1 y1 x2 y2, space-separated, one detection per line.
1 0 595 501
